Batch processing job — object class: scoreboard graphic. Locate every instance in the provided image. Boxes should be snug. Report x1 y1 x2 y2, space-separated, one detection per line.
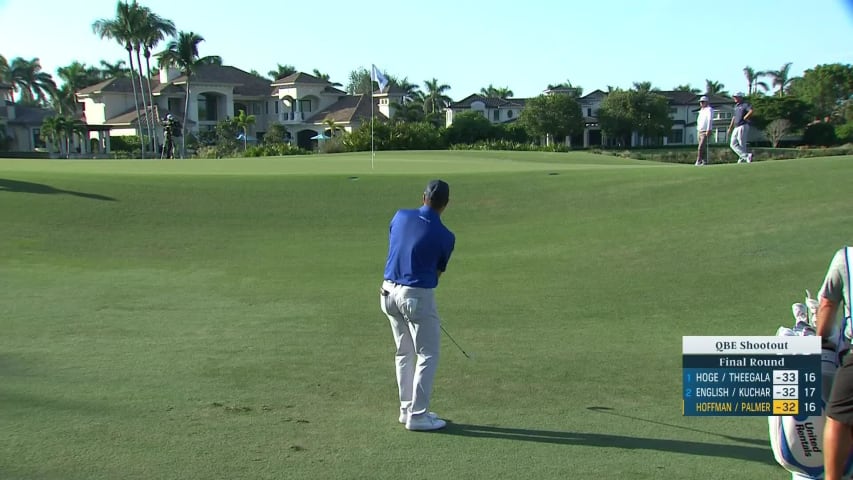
683 336 821 416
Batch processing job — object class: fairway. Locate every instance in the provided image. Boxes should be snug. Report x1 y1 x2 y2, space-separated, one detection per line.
1 151 852 480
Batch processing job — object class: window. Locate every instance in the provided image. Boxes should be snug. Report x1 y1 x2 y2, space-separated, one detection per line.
299 99 312 113
507 110 513 118
198 94 218 121
587 108 592 116
669 107 678 115
493 110 499 121
265 102 269 115
251 102 262 115
668 129 684 144
33 128 45 148
257 132 265 143
168 97 182 114
275 101 279 114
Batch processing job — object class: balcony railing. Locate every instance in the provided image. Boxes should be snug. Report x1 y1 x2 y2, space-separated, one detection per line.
281 112 305 122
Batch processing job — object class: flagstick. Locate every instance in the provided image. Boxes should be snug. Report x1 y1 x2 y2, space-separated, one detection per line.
371 86 375 170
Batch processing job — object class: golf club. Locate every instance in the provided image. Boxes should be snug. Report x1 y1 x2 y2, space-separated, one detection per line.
441 324 471 359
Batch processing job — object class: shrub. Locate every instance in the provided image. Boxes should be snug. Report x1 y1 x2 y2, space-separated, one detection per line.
802 122 838 146
836 122 853 143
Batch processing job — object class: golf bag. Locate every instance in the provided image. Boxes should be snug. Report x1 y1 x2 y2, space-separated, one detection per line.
768 290 853 480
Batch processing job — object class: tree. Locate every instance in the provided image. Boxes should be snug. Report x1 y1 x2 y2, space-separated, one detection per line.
264 123 289 144
323 118 342 138
55 61 102 114
6 57 56 105
766 62 796 95
479 84 513 98
345 67 372 95
312 68 342 87
99 59 130 79
764 119 791 147
704 79 728 96
787 63 853 120
234 109 256 150
268 63 296 80
158 31 222 158
519 93 583 146
423 78 452 115
748 95 812 131
546 80 583 98
632 81 657 93
445 110 495 145
743 66 769 96
40 115 62 154
599 90 673 147
139 6 176 154
93 0 148 157
673 84 701 94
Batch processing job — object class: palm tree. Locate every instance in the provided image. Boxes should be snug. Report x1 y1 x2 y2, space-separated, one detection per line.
312 68 342 87
234 109 256 151
423 78 451 115
40 115 62 154
673 84 701 94
766 62 795 95
93 0 148 157
138 7 176 155
704 79 728 96
55 61 102 114
743 66 769 96
323 118 342 139
7 57 56 105
158 31 222 158
479 84 513 98
546 80 582 97
99 59 130 79
0 55 11 101
268 63 296 80
632 81 657 92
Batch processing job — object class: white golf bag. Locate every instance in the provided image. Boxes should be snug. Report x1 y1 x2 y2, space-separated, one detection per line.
768 291 853 479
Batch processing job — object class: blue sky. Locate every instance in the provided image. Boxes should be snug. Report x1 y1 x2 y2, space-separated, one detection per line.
1 0 852 99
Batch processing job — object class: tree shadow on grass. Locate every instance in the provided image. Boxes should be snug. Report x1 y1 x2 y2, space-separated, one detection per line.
439 423 777 466
0 178 117 201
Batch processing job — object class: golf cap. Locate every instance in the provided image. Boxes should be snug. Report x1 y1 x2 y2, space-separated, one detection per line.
699 96 709 102
424 179 450 206
733 92 745 98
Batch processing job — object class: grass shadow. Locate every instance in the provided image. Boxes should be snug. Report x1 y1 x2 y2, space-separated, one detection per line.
439 423 777 466
0 178 117 201
585 406 768 447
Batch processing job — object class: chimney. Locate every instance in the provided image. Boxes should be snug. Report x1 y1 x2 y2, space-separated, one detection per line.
159 67 181 84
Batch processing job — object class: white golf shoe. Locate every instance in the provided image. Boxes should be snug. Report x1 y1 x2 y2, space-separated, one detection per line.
399 410 438 424
405 412 446 431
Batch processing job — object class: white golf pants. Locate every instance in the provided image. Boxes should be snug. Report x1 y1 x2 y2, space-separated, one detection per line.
380 280 441 417
730 125 750 162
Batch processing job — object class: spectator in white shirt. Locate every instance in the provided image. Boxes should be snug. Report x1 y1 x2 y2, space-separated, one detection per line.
695 96 714 166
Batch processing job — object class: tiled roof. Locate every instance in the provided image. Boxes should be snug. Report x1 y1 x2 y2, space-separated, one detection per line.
170 65 272 96
77 77 157 95
272 71 329 86
449 94 526 109
7 105 54 125
305 95 387 124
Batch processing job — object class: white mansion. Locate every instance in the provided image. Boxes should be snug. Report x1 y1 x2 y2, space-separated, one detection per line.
76 65 404 151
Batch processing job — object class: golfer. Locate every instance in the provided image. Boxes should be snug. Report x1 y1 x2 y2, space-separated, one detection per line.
695 96 714 166
817 247 853 480
380 179 455 431
727 92 754 163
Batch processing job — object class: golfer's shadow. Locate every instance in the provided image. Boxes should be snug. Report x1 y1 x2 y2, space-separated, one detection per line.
439 423 776 466
0 178 116 201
